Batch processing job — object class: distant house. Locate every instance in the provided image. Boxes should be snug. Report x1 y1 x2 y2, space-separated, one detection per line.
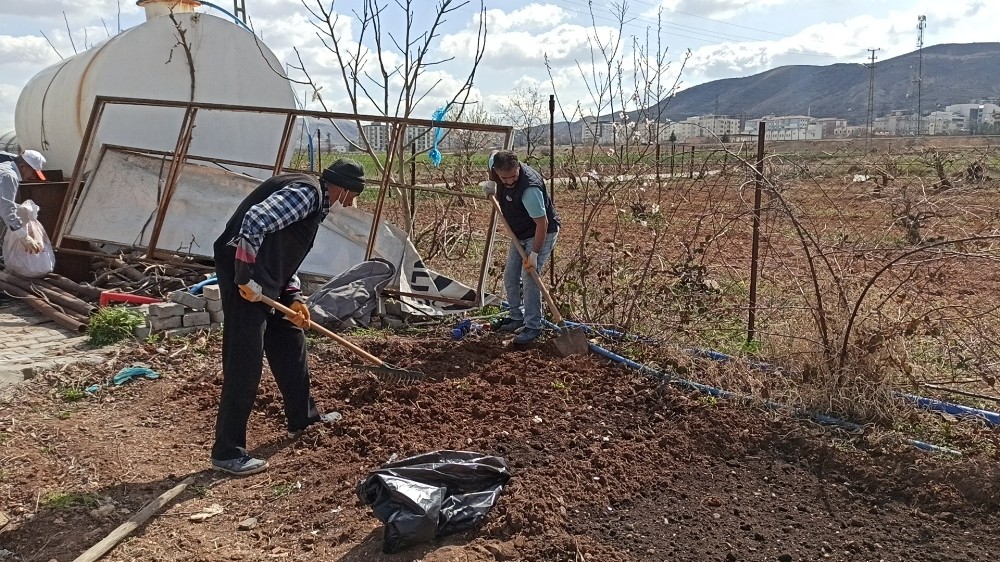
945 102 1000 132
361 123 435 152
671 115 739 142
815 118 848 138
746 115 822 140
924 111 964 135
580 117 617 145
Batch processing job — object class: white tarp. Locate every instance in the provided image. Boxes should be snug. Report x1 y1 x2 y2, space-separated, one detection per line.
64 148 493 315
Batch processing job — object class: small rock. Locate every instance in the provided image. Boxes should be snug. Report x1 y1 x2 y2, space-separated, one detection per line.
238 517 258 530
90 504 115 518
189 503 224 522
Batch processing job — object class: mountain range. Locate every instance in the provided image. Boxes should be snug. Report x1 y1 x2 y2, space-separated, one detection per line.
649 42 1000 126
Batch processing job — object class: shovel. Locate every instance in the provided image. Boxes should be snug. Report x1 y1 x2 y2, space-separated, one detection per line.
487 192 590 357
260 295 424 382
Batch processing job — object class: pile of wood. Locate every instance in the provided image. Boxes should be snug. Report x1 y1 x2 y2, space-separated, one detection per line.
0 254 215 334
90 256 211 296
0 272 102 333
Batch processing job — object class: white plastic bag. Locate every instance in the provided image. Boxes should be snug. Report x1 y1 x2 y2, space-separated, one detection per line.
2 200 56 278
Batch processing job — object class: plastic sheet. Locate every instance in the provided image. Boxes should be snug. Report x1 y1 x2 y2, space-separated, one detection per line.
357 450 511 553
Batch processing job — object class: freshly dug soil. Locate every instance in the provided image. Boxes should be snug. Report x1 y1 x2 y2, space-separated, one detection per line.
1 330 999 561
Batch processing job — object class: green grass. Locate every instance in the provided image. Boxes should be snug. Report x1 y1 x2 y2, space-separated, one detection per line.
57 387 87 403
88 306 146 346
40 491 101 510
272 481 299 498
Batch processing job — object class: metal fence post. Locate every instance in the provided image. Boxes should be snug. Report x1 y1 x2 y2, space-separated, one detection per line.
747 121 766 345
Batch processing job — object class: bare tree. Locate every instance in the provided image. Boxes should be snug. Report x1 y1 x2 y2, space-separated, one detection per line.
446 106 501 160
296 0 487 166
495 85 547 161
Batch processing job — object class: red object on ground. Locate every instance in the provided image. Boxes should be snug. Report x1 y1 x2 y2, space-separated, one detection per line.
99 291 162 308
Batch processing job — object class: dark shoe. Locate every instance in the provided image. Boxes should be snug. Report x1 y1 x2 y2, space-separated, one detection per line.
211 455 268 476
512 328 543 344
496 318 524 333
287 411 342 439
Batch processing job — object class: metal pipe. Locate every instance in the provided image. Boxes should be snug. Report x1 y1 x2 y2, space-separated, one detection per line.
0 281 88 333
146 105 198 258
747 121 765 344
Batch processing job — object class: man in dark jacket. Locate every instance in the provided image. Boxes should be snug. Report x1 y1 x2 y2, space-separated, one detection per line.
485 150 560 344
211 159 366 475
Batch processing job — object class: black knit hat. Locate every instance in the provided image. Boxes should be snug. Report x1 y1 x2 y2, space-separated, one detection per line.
322 158 366 193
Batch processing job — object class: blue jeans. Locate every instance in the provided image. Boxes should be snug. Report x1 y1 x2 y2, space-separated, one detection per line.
504 231 558 330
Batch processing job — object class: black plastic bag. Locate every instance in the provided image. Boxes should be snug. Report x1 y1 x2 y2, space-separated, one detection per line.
356 450 511 553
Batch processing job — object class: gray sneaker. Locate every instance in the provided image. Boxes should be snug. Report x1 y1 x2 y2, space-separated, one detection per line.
496 318 524 333
211 455 269 476
513 327 543 344
287 411 342 439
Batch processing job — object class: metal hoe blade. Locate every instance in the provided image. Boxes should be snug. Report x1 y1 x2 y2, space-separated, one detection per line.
552 325 590 357
348 362 426 382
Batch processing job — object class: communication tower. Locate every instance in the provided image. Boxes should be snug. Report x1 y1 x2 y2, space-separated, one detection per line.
916 15 926 135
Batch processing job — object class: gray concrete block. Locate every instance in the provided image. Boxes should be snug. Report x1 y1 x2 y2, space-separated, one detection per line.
150 315 182 331
133 324 151 339
209 309 224 324
183 311 211 327
170 291 207 310
148 302 185 318
205 299 223 312
202 285 221 301
210 322 222 331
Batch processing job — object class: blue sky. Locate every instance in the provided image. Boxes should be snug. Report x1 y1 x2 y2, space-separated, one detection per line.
0 0 995 130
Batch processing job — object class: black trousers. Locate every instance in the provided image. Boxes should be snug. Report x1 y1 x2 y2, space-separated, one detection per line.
211 270 320 460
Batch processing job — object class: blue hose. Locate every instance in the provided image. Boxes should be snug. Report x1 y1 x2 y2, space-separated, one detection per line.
189 276 218 295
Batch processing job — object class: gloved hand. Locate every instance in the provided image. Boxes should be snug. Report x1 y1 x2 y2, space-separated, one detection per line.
523 250 539 271
12 227 42 254
482 180 497 197
238 280 263 302
286 300 311 329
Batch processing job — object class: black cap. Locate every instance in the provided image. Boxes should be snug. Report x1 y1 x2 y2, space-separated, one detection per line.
322 158 366 193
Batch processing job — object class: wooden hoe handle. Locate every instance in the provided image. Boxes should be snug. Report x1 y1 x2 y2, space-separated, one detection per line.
260 295 385 367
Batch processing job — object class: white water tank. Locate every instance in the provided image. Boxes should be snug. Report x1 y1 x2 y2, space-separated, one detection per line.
14 2 296 177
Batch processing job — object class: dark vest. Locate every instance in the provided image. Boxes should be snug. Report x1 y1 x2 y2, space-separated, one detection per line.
498 163 560 241
0 153 17 165
213 173 323 298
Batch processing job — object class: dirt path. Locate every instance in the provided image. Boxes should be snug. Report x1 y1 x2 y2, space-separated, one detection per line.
1 329 999 561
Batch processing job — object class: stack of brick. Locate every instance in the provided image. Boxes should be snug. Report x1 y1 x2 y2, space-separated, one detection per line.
132 284 225 339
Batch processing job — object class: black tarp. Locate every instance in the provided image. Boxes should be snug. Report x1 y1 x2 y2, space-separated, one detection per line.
357 450 511 553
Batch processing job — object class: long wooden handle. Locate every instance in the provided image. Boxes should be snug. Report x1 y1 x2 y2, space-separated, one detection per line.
260 295 385 367
489 196 564 324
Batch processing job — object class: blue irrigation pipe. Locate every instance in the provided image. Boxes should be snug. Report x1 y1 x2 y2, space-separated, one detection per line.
545 320 960 455
189 276 218 295
686 347 1000 428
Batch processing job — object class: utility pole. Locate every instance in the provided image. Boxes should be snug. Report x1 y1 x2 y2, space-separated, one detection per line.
865 48 880 149
916 15 926 136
